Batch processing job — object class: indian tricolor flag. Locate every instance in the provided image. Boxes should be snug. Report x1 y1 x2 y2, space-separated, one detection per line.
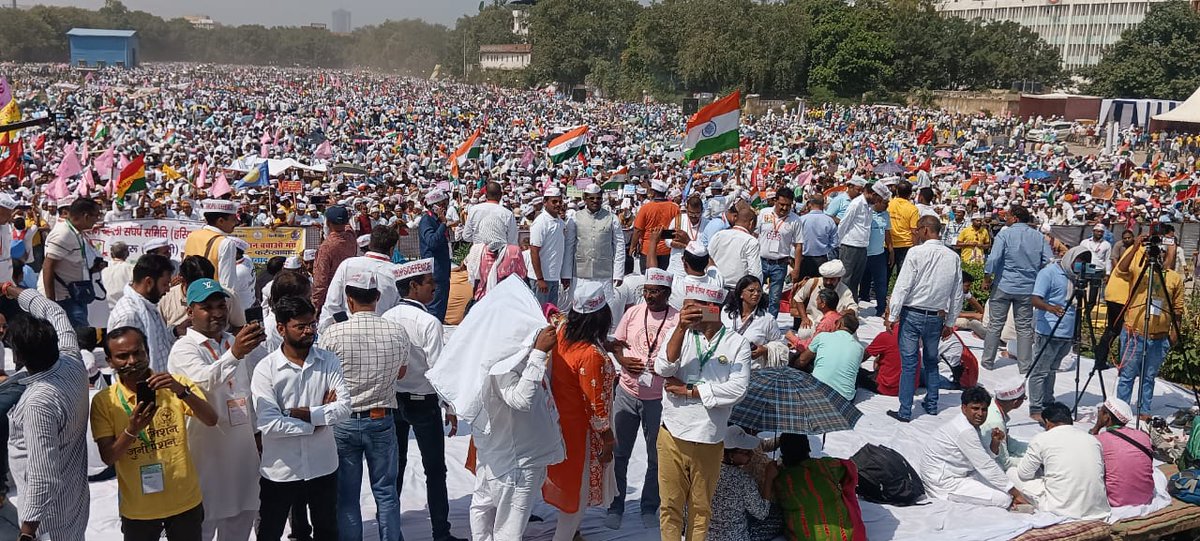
1172 177 1197 202
547 125 589 164
115 155 147 200
683 90 740 161
449 127 483 179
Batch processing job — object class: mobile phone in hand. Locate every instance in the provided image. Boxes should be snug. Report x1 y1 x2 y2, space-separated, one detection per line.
244 306 264 323
700 304 720 324
136 380 156 408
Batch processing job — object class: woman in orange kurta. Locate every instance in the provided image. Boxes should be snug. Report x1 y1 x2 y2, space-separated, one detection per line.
544 283 617 541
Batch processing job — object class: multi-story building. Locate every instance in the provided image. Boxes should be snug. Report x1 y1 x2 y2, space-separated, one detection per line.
331 9 352 34
937 0 1167 70
479 44 532 71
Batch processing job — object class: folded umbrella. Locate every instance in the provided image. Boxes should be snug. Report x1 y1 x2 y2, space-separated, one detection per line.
729 367 862 434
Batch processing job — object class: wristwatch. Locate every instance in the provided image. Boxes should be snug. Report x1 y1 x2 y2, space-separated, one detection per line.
283 408 292 418
176 386 192 400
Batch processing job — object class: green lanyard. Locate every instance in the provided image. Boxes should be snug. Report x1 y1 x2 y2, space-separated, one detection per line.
115 384 154 448
692 328 726 371
65 220 92 275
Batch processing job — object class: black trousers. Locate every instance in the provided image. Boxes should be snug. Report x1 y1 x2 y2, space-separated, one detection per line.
395 392 453 539
257 473 338 541
889 246 911 277
121 503 204 541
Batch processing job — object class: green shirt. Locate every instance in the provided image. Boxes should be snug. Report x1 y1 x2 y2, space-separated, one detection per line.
809 330 864 401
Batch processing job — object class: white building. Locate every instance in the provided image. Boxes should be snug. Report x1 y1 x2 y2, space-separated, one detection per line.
936 0 1167 70
480 44 532 71
183 15 215 30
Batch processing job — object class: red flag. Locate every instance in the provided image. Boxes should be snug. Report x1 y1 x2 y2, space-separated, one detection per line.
916 125 935 146
917 158 932 172
0 141 23 179
34 133 45 152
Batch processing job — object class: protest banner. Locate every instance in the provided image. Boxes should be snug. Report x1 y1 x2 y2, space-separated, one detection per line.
280 180 303 193
89 219 306 264
232 226 307 264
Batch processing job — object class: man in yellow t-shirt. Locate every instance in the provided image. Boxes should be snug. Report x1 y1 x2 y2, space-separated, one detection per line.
956 214 992 264
887 180 920 274
91 326 219 540
1112 238 1184 419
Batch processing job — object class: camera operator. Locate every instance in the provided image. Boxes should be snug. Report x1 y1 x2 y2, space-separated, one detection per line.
41 198 104 328
1028 246 1090 424
1113 234 1184 421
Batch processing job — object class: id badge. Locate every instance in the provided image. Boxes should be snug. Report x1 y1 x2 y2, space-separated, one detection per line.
1150 298 1164 317
227 397 249 426
762 232 782 254
140 463 165 495
637 369 654 387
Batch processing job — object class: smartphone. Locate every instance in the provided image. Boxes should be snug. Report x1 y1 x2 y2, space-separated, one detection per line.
244 306 264 323
136 380 156 408
700 304 720 324
660 229 676 240
333 311 349 323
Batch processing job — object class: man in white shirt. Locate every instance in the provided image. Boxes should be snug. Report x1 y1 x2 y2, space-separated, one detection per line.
529 187 568 306
837 180 885 297
319 273 411 541
0 194 16 284
756 189 801 317
42 197 102 327
318 226 400 330
669 242 725 311
232 239 257 311
107 254 180 373
469 326 563 541
707 201 761 289
101 241 135 309
886 215 963 422
167 278 268 541
382 259 465 541
1080 224 1113 274
654 281 751 540
464 182 518 247
1010 402 1111 520
920 387 1031 510
251 295 351 541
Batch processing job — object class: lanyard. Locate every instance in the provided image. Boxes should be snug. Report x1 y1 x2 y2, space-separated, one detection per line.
115 384 154 448
201 337 234 390
642 308 669 357
365 252 390 262
692 328 726 371
399 299 428 313
65 221 91 273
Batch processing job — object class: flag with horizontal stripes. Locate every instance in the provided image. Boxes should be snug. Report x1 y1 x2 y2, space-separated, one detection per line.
683 91 740 162
547 125 589 164
450 127 483 179
115 155 146 200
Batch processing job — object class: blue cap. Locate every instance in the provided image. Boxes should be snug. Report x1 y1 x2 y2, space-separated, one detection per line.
186 279 228 305
325 205 350 225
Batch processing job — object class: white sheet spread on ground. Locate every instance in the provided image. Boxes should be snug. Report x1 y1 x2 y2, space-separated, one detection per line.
11 313 1189 541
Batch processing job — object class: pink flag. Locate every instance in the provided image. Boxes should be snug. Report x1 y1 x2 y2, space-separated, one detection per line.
94 146 115 179
79 140 89 164
260 131 272 144
196 162 208 189
314 140 333 160
56 143 83 179
117 154 130 172
520 147 534 169
795 169 813 187
45 174 70 200
210 172 232 197
76 167 94 197
260 143 269 158
105 171 117 196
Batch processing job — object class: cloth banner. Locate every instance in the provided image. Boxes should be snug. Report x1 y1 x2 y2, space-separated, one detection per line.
90 219 306 264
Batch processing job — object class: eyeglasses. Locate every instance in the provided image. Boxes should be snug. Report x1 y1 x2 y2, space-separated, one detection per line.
288 322 318 331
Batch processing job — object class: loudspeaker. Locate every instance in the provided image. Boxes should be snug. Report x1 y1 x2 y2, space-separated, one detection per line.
683 97 699 115
571 88 587 103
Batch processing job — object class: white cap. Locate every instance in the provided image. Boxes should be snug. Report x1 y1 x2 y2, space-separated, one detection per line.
0 194 17 210
143 238 170 252
283 256 302 270
346 271 378 290
651 179 669 193
571 281 609 314
302 248 317 261
848 177 867 187
995 380 1026 401
645 268 674 288
425 189 448 205
684 282 725 304
1092 223 1106 231
818 260 846 278
544 186 562 198
583 183 602 195
684 241 708 258
724 426 761 450
394 258 434 281
356 234 371 248
871 182 892 200
1102 398 1134 425
200 199 239 215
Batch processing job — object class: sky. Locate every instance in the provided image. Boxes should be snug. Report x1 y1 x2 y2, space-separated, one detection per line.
23 0 490 28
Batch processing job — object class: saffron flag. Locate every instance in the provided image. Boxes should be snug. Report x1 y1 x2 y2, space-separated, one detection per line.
683 91 740 161
547 125 589 164
0 99 21 145
115 155 147 199
161 163 183 180
449 127 483 179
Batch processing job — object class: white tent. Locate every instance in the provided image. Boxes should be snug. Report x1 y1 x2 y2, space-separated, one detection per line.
1098 98 1180 129
225 156 326 175
1152 86 1200 124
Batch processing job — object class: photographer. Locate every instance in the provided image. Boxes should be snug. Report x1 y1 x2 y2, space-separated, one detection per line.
41 197 104 328
1028 246 1089 424
1113 234 1184 421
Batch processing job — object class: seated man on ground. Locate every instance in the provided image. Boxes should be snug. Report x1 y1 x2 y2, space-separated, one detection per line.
979 380 1028 470
954 271 986 339
790 288 841 352
1090 398 1154 508
774 433 866 541
857 323 969 395
1010 402 1111 520
789 260 858 337
919 386 1031 511
793 312 863 400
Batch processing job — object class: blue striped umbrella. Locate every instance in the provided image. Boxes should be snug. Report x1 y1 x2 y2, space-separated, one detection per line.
730 367 862 434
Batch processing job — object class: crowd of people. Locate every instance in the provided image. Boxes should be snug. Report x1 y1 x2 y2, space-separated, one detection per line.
0 62 1197 541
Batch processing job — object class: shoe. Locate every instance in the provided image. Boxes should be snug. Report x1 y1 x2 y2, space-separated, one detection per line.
603 512 622 530
981 362 995 371
641 512 659 529
923 405 938 416
887 410 911 423
573 532 586 541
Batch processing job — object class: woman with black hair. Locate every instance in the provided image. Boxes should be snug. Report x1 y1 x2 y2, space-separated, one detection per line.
544 281 617 541
720 275 786 368
774 433 866 541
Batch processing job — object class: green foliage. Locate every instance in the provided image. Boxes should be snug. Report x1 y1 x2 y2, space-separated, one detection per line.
1083 0 1200 100
1161 288 1200 386
960 260 989 305
526 0 640 88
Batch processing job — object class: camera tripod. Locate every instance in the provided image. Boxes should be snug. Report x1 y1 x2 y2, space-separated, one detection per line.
1023 270 1103 420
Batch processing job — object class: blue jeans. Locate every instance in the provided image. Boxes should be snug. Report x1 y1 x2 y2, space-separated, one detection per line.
1117 329 1170 415
334 415 403 541
761 258 788 317
897 308 945 419
56 297 90 328
859 253 889 315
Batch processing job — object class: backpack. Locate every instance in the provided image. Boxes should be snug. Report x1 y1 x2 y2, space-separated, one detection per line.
1168 469 1200 505
850 443 927 506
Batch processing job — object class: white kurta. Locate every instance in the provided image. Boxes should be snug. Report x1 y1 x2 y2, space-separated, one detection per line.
1012 425 1111 520
167 328 268 521
920 412 1014 508
318 252 400 331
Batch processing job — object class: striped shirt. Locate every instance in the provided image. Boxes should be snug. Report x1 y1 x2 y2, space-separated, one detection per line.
318 311 410 411
8 289 89 540
108 285 176 373
464 201 518 247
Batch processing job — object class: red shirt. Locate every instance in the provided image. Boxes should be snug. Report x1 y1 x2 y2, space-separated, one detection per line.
865 329 920 396
633 200 679 256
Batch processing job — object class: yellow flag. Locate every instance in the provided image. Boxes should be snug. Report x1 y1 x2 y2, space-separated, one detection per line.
0 99 21 145
161 163 182 180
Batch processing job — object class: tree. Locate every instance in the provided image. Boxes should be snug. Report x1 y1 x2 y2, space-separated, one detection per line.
527 0 640 87
1084 0 1200 100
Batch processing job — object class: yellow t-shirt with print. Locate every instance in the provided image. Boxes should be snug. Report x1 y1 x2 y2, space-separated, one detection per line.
90 374 205 521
